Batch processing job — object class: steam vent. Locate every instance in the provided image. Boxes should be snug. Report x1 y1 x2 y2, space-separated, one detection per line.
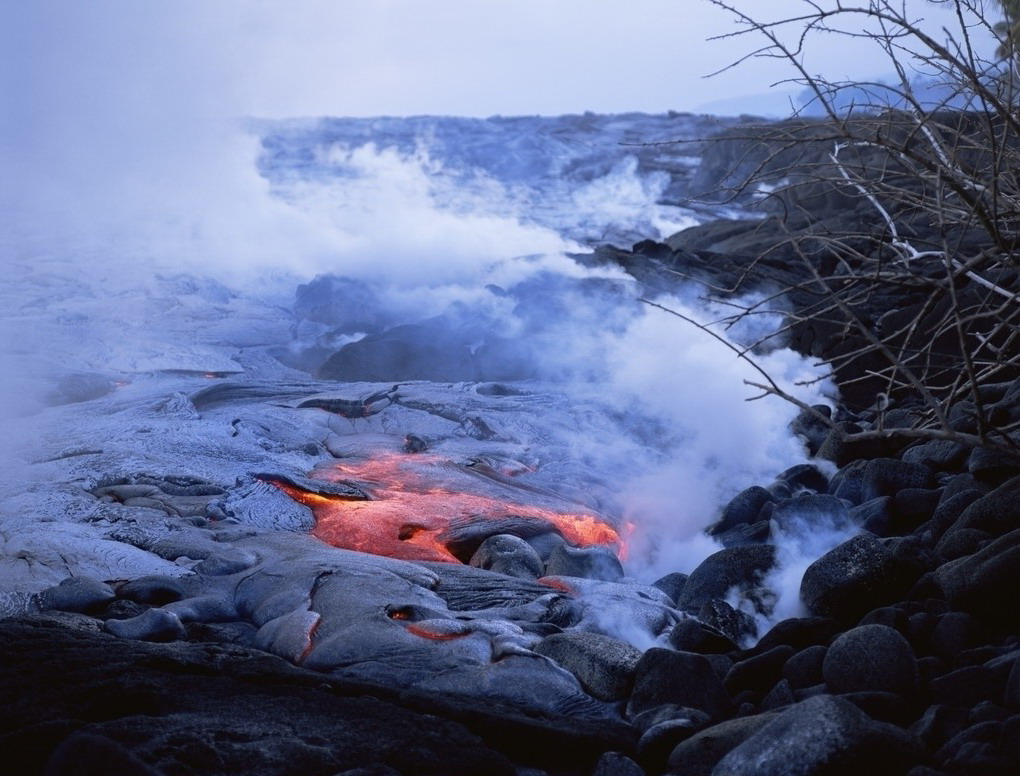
4 107 1019 775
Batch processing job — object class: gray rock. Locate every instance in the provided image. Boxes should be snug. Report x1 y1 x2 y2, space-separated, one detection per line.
724 645 796 696
822 624 920 697
651 572 689 604
711 487 774 535
771 494 850 535
929 489 985 542
778 464 830 493
676 545 778 613
698 599 757 645
861 458 935 502
104 608 187 642
193 547 260 576
469 534 544 580
668 618 738 654
665 713 777 776
900 439 969 471
253 609 322 664
782 644 827 690
941 476 1020 539
534 631 642 701
163 594 238 623
828 460 869 505
593 751 645 776
37 576 115 614
800 534 917 621
628 649 734 720
117 575 194 605
544 543 624 582
710 695 925 776
638 718 708 773
933 527 1020 625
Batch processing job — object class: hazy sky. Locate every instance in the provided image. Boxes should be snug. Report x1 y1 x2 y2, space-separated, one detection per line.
2 0 996 121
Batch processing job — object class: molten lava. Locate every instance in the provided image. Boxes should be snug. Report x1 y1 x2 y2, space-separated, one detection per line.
271 452 623 563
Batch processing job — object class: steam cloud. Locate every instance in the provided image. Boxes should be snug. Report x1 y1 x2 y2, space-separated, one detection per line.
2 1 837 610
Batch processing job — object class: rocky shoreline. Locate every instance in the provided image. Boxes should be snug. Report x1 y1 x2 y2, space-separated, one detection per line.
2 119 1018 776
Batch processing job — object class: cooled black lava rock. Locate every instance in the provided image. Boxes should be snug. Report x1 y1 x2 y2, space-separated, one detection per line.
710 695 925 776
782 644 827 690
800 534 918 622
544 543 624 582
651 572 689 604
104 608 188 642
755 616 841 652
534 632 643 702
317 322 479 382
940 475 1020 539
664 712 778 776
37 576 116 614
667 618 738 654
770 494 851 535
828 459 869 505
676 545 778 613
932 528 1020 625
711 486 774 535
628 649 734 720
698 599 757 645
822 624 920 697
777 463 830 493
860 458 935 502
592 751 645 776
469 534 545 580
900 439 969 471
724 645 796 697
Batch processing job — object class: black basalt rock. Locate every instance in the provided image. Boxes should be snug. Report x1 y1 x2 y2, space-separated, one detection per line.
710 695 925 776
800 534 919 622
628 649 735 720
822 624 920 698
676 545 778 613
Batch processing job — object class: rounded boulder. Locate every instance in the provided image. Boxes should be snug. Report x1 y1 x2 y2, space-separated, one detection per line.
822 624 920 697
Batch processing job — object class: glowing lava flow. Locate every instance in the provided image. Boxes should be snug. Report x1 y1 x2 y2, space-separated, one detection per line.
271 452 623 563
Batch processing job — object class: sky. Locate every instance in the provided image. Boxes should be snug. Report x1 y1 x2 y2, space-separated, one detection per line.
1 0 998 122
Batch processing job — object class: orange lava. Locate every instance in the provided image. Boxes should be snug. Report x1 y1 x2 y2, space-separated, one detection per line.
271 452 623 563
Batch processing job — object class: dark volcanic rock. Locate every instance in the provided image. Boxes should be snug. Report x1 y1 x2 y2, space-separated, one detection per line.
698 599 757 645
534 632 643 702
782 644 827 690
651 572 689 604
37 576 116 614
711 486 774 534
676 545 778 612
104 608 188 642
800 534 918 622
771 494 851 535
755 616 841 652
667 618 738 655
0 615 638 775
724 645 797 697
592 751 645 776
710 695 925 776
822 624 920 697
545 543 624 582
628 649 734 720
664 713 778 776
932 528 1020 625
861 458 935 502
317 321 479 382
469 534 545 580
